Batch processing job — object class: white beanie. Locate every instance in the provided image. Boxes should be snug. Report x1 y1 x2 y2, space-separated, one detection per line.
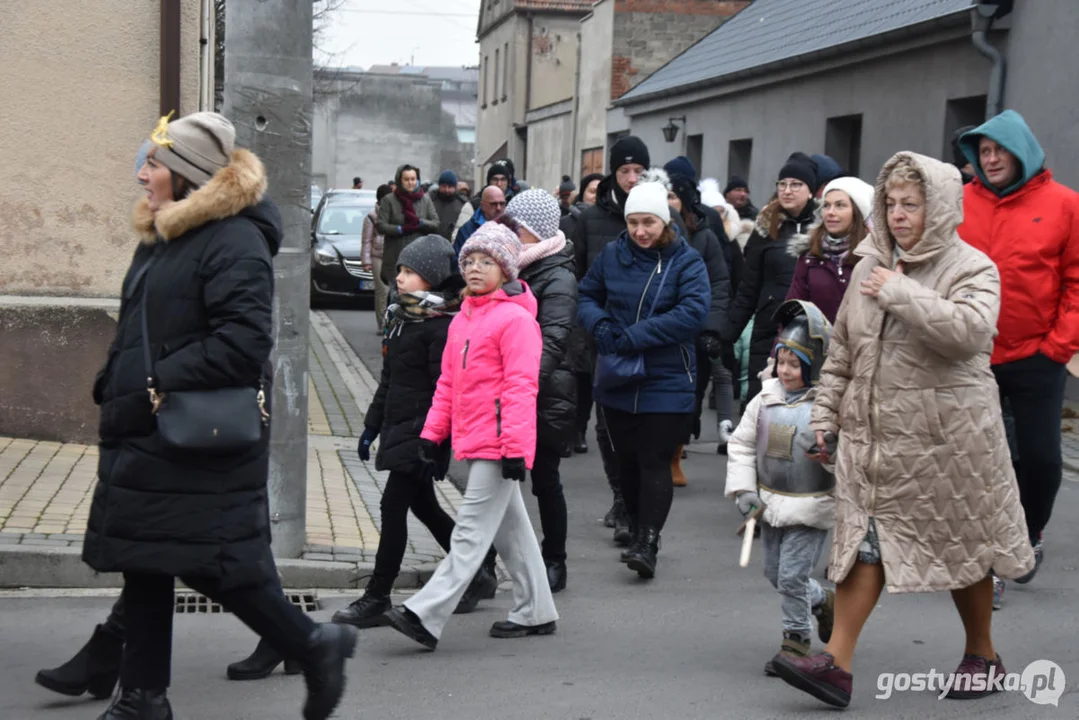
821 176 874 222
624 179 671 224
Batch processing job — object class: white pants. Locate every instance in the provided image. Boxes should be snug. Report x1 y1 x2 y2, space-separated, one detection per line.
404 460 558 639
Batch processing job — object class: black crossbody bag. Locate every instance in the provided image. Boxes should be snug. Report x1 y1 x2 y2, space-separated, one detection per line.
137 255 269 453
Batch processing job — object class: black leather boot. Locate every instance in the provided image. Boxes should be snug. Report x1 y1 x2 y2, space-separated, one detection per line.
573 431 588 454
36 624 123 699
603 493 626 529
226 637 302 681
619 521 640 563
97 688 172 720
546 560 567 593
626 527 660 579
332 575 393 629
301 623 357 720
454 549 498 614
613 512 635 547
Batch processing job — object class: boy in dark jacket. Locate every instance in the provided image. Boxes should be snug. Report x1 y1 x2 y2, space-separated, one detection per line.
332 235 464 629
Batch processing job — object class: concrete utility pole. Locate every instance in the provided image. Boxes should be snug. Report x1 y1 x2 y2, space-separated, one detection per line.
223 0 314 558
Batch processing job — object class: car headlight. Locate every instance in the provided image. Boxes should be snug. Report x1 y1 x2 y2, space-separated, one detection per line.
313 246 339 266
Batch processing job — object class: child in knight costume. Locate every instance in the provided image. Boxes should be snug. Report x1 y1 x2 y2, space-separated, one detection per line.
725 299 837 677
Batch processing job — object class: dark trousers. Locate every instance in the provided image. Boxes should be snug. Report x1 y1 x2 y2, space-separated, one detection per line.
372 469 455 590
121 572 315 690
575 372 593 435
102 594 126 637
603 407 692 532
531 448 568 563
992 353 1068 541
693 347 711 440
594 405 622 496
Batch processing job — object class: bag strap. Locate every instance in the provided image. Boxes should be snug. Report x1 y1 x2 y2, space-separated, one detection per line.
643 259 671 321
137 254 159 392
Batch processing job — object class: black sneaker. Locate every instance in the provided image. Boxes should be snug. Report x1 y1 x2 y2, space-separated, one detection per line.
454 565 498 614
332 593 391 629
384 606 437 650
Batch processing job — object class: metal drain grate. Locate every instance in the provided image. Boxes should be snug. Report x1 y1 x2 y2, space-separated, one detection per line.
174 590 321 614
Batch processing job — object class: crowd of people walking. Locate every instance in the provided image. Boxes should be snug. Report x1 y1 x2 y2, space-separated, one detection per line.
30 104 1078 717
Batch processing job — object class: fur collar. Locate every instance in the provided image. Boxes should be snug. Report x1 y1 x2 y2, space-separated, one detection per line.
751 199 821 256
787 230 812 258
133 149 267 243
734 218 755 251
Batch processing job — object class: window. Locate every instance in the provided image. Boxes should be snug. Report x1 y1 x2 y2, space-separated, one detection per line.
581 147 603 176
825 114 863 177
494 48 500 105
481 55 488 107
502 42 509 100
727 139 752 185
686 134 703 178
944 94 988 162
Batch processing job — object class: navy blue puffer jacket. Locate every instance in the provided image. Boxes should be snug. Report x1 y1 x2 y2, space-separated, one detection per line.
577 230 710 414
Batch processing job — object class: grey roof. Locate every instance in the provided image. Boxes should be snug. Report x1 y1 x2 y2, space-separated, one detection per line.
619 0 974 104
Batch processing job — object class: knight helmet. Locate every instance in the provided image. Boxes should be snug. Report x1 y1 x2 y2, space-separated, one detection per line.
771 300 833 384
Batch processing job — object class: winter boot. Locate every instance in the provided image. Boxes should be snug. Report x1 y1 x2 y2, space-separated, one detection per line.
36 624 123 699
546 561 567 593
301 623 358 720
619 520 640 562
454 549 498 614
625 527 660 579
765 631 811 677
603 494 627 529
97 688 173 720
332 576 393 629
226 638 302 681
813 589 835 644
672 447 687 487
573 431 588 454
613 513 635 547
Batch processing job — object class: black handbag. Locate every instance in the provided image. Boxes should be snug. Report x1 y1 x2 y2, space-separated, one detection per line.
138 255 269 453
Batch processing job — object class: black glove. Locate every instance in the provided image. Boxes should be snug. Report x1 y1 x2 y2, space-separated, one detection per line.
357 427 378 462
417 439 442 482
501 457 527 482
594 321 623 356
701 332 723 359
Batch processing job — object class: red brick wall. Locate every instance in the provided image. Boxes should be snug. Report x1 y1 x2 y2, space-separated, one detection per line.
611 0 750 100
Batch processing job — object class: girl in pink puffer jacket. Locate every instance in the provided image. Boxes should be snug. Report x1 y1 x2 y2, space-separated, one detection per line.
382 222 559 649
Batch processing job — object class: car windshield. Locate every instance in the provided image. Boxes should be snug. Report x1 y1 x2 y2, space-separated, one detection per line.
318 204 374 235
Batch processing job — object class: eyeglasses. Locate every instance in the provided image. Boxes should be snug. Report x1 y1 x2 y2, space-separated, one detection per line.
776 181 807 192
462 258 499 271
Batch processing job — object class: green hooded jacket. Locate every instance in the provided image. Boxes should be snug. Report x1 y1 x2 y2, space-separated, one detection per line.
959 110 1046 198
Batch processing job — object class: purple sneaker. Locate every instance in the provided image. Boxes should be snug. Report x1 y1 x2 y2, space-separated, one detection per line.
773 651 852 708
944 654 1005 700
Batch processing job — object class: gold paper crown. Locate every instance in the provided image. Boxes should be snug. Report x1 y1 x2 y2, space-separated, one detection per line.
150 110 175 149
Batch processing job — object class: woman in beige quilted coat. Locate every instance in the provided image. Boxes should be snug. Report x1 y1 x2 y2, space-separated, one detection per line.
773 152 1035 709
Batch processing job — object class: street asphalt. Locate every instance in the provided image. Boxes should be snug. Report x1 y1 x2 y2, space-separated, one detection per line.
3 307 1076 719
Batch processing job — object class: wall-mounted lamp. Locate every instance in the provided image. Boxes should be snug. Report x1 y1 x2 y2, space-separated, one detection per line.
662 116 687 143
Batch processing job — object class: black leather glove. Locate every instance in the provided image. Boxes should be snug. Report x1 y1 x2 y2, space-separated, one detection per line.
417 439 442 482
501 457 527 482
357 427 378 462
701 332 723 359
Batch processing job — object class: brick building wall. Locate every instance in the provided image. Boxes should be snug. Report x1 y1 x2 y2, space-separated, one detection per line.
611 0 749 100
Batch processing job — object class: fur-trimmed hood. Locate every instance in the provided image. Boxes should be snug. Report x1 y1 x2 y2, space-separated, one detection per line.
752 198 820 256
133 149 273 246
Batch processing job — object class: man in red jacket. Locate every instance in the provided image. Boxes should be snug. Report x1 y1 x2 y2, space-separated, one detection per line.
958 110 1079 587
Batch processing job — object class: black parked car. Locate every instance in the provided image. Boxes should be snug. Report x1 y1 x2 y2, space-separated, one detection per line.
311 190 377 305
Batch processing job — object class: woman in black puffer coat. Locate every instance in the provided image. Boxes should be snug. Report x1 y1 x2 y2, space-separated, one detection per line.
333 235 464 629
82 112 354 719
502 189 578 593
721 153 821 403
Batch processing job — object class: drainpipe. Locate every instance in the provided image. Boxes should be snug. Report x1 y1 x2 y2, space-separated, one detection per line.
199 0 215 111
970 2 1005 119
523 13 534 176
571 30 582 176
160 0 182 117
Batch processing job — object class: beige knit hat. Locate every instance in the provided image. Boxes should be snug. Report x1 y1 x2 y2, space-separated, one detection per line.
150 111 235 187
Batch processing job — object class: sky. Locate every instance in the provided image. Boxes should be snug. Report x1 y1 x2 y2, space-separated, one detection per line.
316 0 482 70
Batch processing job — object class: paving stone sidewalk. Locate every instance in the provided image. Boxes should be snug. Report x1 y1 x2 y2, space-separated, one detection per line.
0 311 461 587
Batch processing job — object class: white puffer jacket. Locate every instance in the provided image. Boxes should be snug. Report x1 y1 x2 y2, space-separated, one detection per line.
725 378 835 530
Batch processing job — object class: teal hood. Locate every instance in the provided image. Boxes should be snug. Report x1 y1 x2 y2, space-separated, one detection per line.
959 110 1045 197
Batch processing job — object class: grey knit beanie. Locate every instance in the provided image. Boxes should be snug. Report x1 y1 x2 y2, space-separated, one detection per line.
459 223 522 281
397 234 459 290
150 111 236 187
506 189 562 241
